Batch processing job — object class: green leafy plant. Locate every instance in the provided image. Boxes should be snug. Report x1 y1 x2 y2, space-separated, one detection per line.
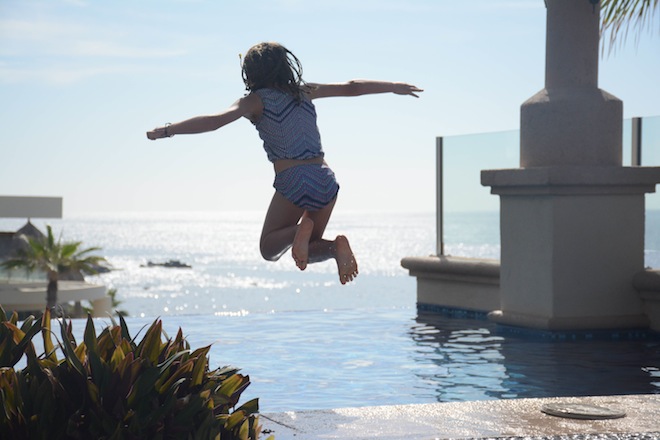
0 307 271 439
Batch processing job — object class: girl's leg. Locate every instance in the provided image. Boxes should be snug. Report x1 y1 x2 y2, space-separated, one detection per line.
296 197 359 285
291 213 314 270
306 235 359 285
260 192 304 261
260 191 358 284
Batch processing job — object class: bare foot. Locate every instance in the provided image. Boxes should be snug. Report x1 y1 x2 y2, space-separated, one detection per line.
292 217 314 270
335 235 358 285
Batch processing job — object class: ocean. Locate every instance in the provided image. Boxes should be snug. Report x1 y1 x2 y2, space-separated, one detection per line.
0 210 439 317
1 210 659 412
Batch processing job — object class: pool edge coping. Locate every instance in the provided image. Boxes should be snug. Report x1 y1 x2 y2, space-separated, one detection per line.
261 394 660 439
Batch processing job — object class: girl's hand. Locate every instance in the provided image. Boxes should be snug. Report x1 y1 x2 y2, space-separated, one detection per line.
146 125 171 140
393 82 423 98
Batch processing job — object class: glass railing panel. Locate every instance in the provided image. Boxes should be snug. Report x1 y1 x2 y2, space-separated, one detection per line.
440 117 660 265
622 117 632 166
640 116 660 267
441 129 518 259
639 116 660 167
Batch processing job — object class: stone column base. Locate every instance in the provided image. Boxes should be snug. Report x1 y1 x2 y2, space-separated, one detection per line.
488 309 649 331
482 166 660 331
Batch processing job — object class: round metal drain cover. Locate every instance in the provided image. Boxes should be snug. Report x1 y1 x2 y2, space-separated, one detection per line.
541 403 626 420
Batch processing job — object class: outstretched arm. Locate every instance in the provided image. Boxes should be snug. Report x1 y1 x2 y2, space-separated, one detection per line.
146 93 261 140
307 80 423 100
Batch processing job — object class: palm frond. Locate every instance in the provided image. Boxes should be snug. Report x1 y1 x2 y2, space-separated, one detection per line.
46 225 56 249
1 257 32 271
61 242 83 259
73 246 103 258
601 0 659 54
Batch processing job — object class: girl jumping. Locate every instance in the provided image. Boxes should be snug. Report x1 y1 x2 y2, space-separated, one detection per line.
147 42 422 285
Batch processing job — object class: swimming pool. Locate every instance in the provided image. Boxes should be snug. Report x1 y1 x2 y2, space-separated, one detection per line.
67 306 660 413
6 212 660 413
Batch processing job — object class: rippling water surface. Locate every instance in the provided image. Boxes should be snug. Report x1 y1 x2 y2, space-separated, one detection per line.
61 308 660 412
2 211 660 412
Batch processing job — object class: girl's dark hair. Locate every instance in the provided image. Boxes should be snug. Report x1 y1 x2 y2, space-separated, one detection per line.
241 42 308 100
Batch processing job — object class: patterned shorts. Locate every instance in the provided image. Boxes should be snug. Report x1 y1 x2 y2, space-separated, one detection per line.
273 163 340 211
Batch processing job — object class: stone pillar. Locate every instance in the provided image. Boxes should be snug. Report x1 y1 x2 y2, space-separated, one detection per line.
521 0 621 167
481 0 660 330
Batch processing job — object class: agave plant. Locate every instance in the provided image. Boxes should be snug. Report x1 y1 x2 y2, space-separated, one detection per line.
0 307 270 439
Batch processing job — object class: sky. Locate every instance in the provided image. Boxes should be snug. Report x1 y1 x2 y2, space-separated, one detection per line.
1 0 659 215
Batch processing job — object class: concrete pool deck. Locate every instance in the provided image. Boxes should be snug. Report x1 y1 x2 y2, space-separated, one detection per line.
261 394 660 439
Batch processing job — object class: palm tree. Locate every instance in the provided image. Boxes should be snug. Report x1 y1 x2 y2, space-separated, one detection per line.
601 0 659 53
0 225 112 312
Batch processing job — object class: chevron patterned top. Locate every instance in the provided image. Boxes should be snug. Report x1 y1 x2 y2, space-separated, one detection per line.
254 88 324 162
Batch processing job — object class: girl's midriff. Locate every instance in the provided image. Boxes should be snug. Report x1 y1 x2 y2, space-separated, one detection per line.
273 156 325 174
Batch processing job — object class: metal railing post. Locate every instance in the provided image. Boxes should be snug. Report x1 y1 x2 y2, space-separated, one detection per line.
632 117 642 166
436 137 444 256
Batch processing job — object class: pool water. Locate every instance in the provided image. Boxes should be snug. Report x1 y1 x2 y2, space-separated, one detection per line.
4 212 660 413
66 306 660 413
